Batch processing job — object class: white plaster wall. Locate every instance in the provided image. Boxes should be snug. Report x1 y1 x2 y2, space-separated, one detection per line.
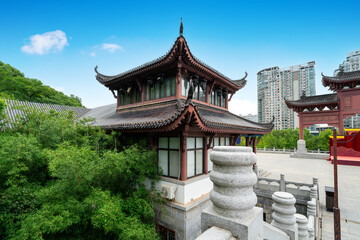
183 176 213 203
145 175 213 205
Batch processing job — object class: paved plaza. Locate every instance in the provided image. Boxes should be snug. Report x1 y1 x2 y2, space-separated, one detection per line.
257 153 360 240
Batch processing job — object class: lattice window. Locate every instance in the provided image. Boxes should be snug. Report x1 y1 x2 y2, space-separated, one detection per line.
157 224 176 240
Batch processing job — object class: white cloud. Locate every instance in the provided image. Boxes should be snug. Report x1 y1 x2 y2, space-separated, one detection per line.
90 52 96 57
228 99 258 116
21 30 68 55
102 43 123 53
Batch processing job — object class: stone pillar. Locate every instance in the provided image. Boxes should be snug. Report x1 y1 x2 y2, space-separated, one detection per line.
295 214 309 240
312 178 319 200
307 200 316 218
307 215 315 240
280 174 286 192
271 192 298 240
310 186 317 200
297 140 307 153
201 146 263 240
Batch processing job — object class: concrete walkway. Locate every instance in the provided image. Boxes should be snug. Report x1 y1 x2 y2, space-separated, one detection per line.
257 153 360 240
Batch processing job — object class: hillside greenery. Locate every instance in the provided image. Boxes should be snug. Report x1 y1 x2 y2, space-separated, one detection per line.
0 105 161 240
0 61 83 107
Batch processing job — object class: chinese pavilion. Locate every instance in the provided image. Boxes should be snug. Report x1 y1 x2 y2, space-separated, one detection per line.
89 21 274 239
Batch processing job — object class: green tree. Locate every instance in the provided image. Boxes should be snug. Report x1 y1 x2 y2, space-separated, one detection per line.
0 61 83 107
0 106 161 240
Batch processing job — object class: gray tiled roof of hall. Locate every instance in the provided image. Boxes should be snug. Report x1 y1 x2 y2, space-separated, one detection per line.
4 99 91 123
322 70 360 82
285 93 338 106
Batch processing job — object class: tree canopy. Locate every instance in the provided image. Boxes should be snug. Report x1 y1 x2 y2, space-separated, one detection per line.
0 107 161 239
0 61 83 107
237 128 333 151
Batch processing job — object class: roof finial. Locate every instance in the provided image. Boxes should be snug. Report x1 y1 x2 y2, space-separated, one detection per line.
179 17 183 36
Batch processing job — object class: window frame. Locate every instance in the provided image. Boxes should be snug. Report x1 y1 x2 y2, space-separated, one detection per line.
158 137 180 178
187 137 204 178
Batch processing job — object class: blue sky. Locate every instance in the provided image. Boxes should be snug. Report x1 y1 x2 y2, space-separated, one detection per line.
1 0 359 115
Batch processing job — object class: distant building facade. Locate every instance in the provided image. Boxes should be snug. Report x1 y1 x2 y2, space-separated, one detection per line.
240 114 258 122
334 49 360 75
257 61 316 130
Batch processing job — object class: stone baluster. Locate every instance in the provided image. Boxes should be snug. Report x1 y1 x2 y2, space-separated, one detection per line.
295 214 309 240
280 174 286 192
271 191 298 240
201 146 263 240
307 200 316 218
307 215 315 240
310 186 317 201
312 177 319 200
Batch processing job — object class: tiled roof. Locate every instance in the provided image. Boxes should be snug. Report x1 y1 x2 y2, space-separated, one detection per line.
4 100 91 122
285 93 338 107
322 70 360 82
82 99 273 133
95 36 247 91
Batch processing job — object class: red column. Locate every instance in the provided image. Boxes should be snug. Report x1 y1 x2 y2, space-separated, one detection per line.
246 136 250 146
339 113 344 135
299 113 304 140
180 131 187 181
176 63 182 98
141 85 146 102
252 137 257 154
204 137 208 174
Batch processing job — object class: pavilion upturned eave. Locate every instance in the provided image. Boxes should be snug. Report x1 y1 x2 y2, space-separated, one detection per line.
322 70 360 91
88 99 274 135
95 35 247 92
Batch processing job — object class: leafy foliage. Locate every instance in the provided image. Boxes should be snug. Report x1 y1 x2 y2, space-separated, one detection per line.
0 61 83 107
256 128 333 151
0 106 161 239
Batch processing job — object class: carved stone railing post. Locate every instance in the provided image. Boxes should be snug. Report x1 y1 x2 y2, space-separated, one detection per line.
201 146 263 240
307 200 316 218
310 186 317 200
271 192 298 240
295 214 309 240
308 215 315 240
280 174 286 192
312 177 319 200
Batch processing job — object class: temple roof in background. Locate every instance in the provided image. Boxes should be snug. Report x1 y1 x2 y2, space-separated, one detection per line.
322 70 360 91
285 93 339 112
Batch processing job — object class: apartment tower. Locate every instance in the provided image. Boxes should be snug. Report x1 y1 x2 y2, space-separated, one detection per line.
257 61 316 129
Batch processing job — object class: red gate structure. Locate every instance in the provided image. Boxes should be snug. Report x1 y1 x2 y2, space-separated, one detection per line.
285 69 360 163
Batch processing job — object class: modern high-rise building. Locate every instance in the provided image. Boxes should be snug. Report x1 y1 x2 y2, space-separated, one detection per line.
334 49 360 75
257 61 316 130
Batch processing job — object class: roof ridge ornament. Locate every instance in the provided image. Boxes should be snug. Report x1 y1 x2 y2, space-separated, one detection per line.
180 17 183 36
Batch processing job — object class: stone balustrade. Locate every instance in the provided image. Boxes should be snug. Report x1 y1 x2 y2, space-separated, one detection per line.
201 146 263 240
295 214 309 240
271 191 298 240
